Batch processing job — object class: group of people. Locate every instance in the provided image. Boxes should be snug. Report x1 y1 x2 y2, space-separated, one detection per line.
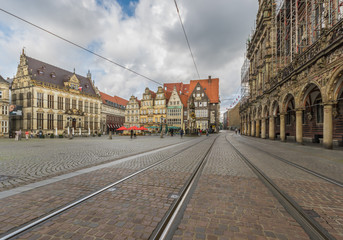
14 129 34 140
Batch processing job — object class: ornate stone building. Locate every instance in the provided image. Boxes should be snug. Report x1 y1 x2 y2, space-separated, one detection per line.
100 92 127 133
11 50 102 136
124 95 140 128
240 0 343 148
166 86 183 129
153 86 168 126
139 88 155 127
187 77 220 132
0 76 10 137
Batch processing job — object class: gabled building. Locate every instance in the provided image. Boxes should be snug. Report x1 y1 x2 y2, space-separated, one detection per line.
0 76 10 137
153 86 168 125
188 76 220 132
125 95 140 128
140 88 155 127
167 86 183 129
11 50 102 136
100 92 128 133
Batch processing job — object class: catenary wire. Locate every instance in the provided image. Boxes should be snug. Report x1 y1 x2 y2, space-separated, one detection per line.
173 0 201 80
0 8 163 86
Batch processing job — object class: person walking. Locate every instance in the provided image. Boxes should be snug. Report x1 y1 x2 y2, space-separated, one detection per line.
130 129 133 139
25 130 29 140
180 129 184 138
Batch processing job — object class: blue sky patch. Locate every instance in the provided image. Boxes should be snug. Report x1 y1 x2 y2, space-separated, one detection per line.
117 0 138 17
96 0 138 17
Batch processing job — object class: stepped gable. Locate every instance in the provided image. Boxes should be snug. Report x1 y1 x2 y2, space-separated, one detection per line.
189 78 219 103
26 56 97 96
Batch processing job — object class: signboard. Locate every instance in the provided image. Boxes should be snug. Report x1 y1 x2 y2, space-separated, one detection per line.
9 105 22 116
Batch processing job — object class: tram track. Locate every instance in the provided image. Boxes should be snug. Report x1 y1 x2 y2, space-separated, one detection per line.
0 136 213 240
149 135 219 239
225 134 336 240
234 135 343 188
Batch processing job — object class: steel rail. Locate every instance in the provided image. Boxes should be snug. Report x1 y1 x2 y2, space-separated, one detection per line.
0 137 208 240
234 136 343 188
225 135 335 240
149 135 219 240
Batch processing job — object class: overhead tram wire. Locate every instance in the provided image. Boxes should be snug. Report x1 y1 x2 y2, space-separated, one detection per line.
173 0 201 80
0 8 162 86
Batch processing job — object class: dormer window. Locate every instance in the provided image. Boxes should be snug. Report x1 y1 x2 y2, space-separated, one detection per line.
50 72 56 78
37 69 43 75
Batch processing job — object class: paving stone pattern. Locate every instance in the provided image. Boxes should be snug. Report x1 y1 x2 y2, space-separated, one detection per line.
174 133 309 240
0 136 190 190
14 137 215 239
228 133 343 239
0 137 204 235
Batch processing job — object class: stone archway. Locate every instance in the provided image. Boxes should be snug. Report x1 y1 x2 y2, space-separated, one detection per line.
331 72 343 145
269 100 280 140
282 93 296 141
300 83 323 143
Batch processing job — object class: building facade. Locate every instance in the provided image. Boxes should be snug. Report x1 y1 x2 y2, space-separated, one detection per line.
227 103 241 130
125 95 140 128
139 88 155 127
167 86 183 129
100 92 127 133
0 76 10 137
188 77 220 132
11 50 102 137
153 86 167 126
240 0 343 148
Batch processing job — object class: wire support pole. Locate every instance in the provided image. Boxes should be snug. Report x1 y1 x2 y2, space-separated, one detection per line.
0 8 163 86
173 0 201 80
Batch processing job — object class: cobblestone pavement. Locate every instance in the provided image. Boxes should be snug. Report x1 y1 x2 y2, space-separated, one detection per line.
237 134 343 182
227 133 343 239
0 137 204 234
174 133 309 240
0 132 342 239
12 136 216 240
0 135 190 190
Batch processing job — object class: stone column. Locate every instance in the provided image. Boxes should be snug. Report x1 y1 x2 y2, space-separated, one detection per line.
323 103 333 149
296 110 303 144
256 119 260 138
261 118 266 139
251 120 255 137
280 114 286 142
247 119 251 136
269 116 275 140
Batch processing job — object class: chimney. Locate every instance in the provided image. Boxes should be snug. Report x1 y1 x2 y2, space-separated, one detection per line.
208 75 212 84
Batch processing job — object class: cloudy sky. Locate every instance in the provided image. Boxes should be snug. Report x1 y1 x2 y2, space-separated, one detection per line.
0 0 258 113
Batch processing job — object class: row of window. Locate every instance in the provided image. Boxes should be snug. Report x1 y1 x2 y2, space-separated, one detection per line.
195 109 208 118
12 93 99 113
167 109 181 116
194 102 207 107
34 113 98 130
1 120 8 133
167 119 182 125
1 105 8 115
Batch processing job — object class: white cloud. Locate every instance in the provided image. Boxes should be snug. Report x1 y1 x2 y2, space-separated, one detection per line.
0 0 258 110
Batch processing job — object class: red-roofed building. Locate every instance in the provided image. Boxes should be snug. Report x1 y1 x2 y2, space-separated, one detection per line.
100 92 128 133
164 76 220 132
188 76 220 132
